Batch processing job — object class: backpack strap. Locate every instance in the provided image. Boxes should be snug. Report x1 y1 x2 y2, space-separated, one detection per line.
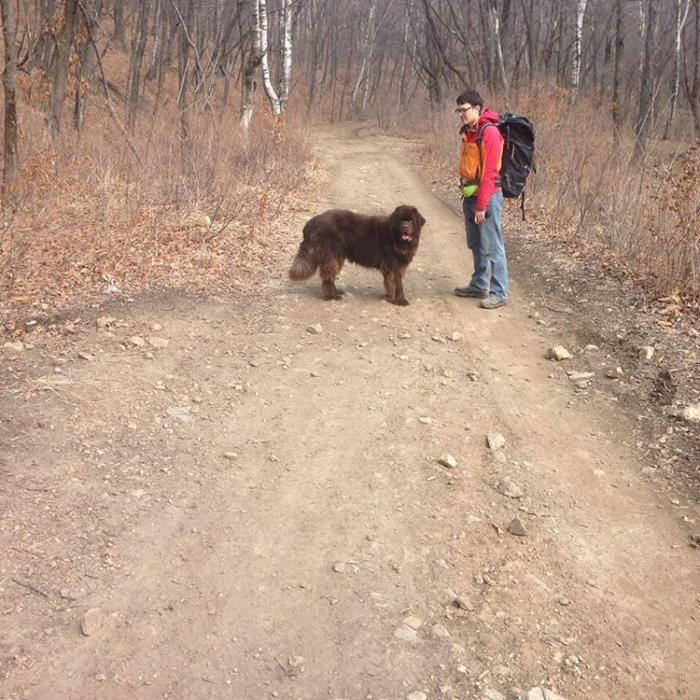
475 122 499 144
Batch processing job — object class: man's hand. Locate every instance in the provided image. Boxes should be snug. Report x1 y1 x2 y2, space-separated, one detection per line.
474 210 486 225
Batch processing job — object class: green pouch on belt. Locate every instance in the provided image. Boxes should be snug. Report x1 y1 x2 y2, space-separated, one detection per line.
460 183 479 198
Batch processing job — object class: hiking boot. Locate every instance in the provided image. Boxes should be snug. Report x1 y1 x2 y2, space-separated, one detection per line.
480 294 507 309
454 285 488 299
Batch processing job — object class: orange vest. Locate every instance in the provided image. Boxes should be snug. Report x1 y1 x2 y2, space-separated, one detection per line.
459 129 502 184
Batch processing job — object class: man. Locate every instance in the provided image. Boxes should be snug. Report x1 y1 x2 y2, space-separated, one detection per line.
453 89 508 309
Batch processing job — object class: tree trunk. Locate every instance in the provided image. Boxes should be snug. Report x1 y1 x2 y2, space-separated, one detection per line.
489 2 509 95
634 0 658 158
260 0 282 114
350 1 376 119
663 0 691 139
127 0 151 132
240 0 263 132
73 0 104 132
279 0 293 113
684 0 700 136
612 0 625 147
49 0 79 145
113 0 126 47
571 0 588 99
0 0 19 204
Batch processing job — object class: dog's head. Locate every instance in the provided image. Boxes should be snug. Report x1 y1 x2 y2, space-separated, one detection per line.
391 205 426 246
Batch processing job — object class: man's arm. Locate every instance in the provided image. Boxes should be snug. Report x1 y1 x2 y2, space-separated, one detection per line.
476 125 504 215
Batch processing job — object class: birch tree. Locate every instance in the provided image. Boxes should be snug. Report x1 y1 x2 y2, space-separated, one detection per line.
634 0 659 158
260 0 281 114
571 0 588 98
663 0 691 139
240 0 263 131
279 0 294 113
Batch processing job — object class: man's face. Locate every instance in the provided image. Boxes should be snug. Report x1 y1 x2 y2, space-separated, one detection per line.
456 102 481 127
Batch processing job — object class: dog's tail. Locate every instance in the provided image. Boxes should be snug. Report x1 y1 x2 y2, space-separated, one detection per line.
289 243 317 281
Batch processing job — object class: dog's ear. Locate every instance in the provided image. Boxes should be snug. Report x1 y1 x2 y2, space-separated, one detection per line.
413 209 426 231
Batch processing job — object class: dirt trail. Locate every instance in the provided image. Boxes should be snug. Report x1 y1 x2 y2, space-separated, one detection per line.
1 124 698 700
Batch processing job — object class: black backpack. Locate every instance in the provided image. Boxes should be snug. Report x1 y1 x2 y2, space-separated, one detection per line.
477 114 535 220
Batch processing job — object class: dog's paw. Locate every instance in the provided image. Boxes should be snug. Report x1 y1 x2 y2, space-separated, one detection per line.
392 298 410 306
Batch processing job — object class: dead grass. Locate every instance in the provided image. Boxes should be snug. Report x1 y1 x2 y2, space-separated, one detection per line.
0 66 314 327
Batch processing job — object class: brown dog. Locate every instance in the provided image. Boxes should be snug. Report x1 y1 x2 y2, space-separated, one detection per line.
288 205 426 305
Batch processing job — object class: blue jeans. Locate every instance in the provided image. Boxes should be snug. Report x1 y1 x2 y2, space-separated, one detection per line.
462 190 508 299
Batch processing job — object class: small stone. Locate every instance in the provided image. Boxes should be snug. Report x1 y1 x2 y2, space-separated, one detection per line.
689 534 700 548
432 335 446 344
148 336 169 349
223 452 238 461
675 403 700 424
151 323 163 332
307 324 323 334
639 345 655 361
483 690 506 700
167 406 193 422
567 371 595 381
394 625 419 643
437 455 458 469
495 480 523 498
546 345 571 361
407 692 427 700
452 594 474 612
130 336 146 347
450 331 463 341
486 433 506 450
332 561 346 573
80 608 104 636
419 416 432 425
431 623 450 638
584 344 599 352
96 316 116 328
507 518 527 537
403 615 423 630
77 351 94 361
60 588 80 601
3 341 24 352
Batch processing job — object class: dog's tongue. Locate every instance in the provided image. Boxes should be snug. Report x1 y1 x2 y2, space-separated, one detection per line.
401 233 412 241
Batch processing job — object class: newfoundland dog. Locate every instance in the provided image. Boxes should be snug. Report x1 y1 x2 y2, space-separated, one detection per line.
288 205 426 306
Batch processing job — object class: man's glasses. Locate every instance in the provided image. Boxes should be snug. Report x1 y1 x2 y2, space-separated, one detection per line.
455 105 474 114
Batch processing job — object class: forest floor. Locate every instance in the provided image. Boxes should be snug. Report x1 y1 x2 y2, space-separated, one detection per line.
1 124 698 700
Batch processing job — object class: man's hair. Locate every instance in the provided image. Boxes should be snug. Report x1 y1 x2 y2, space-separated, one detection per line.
456 89 484 108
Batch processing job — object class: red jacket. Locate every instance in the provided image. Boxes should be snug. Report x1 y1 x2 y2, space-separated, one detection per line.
459 108 503 211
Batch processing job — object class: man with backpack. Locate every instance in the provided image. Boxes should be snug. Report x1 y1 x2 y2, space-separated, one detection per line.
453 88 508 310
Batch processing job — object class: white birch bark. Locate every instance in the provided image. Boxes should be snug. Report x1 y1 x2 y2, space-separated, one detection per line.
571 0 588 97
350 1 376 118
489 4 509 94
260 0 281 115
279 0 293 113
663 0 691 138
240 0 262 132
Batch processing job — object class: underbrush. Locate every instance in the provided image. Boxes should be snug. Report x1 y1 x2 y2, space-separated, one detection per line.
0 97 313 324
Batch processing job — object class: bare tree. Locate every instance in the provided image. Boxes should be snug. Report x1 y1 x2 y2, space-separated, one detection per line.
260 0 282 114
571 0 588 99
240 0 263 131
50 0 79 144
684 0 700 136
634 0 659 158
664 0 692 138
0 0 18 204
612 0 625 147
